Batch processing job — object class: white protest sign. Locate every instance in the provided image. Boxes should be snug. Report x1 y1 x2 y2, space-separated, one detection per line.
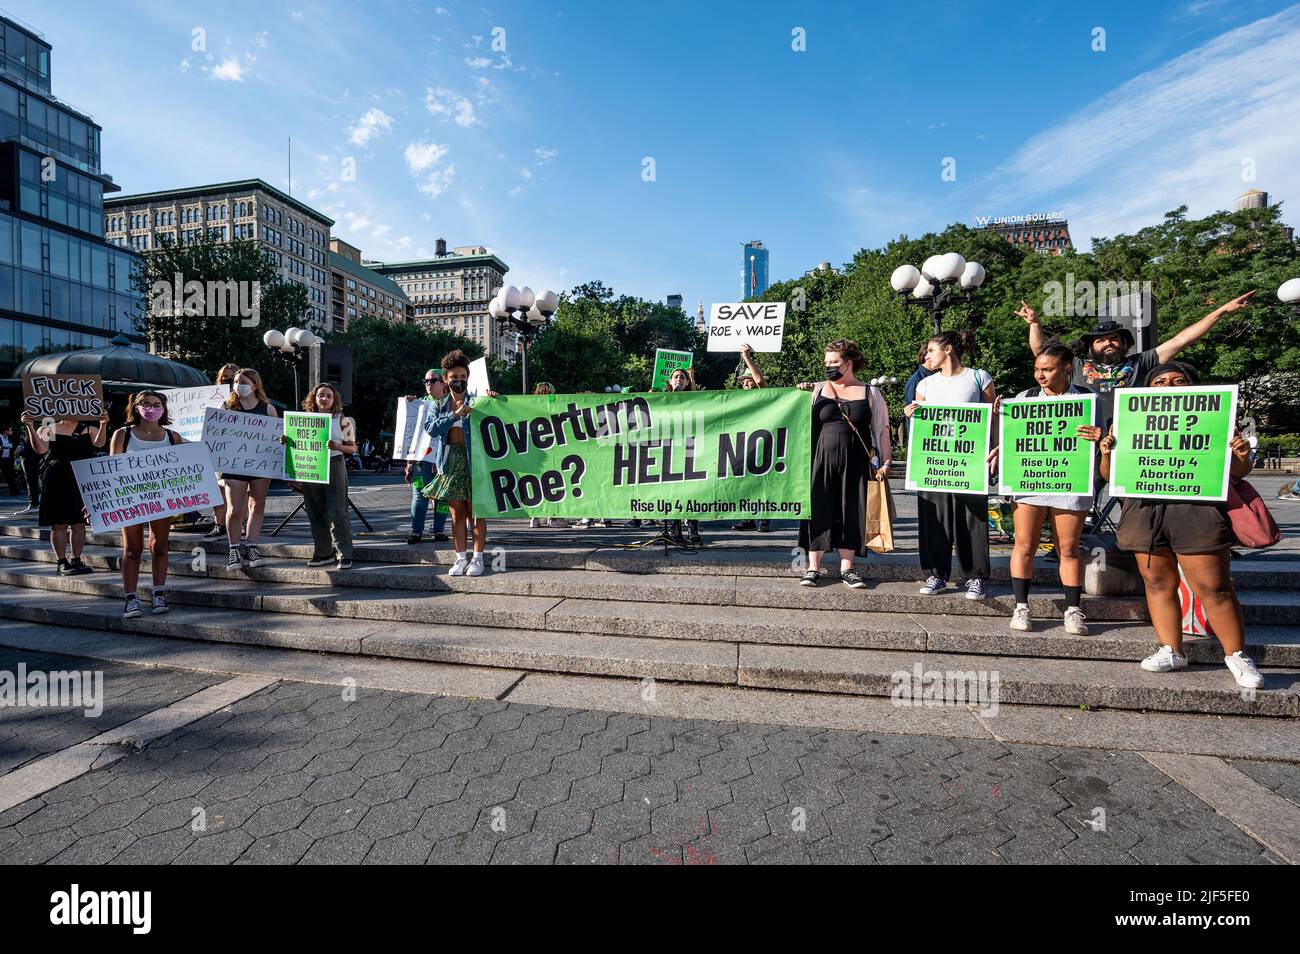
706 302 786 352
73 442 222 534
200 406 285 479
468 357 491 400
393 398 434 462
165 384 230 442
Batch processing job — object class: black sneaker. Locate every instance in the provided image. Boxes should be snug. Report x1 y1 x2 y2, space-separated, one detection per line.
733 520 757 531
306 555 335 567
406 533 423 545
841 568 868 589
626 519 642 529
433 533 450 542
336 559 353 570
69 558 93 575
57 559 74 576
800 570 821 587
757 520 771 532
687 529 702 547
203 526 224 540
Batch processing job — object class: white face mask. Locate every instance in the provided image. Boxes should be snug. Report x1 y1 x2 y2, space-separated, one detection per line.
234 383 255 397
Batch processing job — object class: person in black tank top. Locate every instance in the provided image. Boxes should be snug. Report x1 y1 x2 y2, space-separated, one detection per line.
111 391 186 618
20 406 108 576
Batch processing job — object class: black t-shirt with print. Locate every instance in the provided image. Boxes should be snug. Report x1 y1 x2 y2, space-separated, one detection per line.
1072 348 1158 423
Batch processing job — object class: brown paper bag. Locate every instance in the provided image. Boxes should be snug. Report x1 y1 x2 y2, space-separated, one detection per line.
865 478 895 553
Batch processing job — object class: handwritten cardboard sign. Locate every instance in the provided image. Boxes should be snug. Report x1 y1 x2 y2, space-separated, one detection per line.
22 374 105 420
73 442 222 533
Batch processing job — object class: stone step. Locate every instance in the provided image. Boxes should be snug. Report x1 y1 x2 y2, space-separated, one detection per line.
4 520 1300 588
0 584 1294 718
2 557 1298 666
3 540 1299 628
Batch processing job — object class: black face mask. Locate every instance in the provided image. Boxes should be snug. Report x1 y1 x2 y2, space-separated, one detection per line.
825 366 844 380
449 380 467 393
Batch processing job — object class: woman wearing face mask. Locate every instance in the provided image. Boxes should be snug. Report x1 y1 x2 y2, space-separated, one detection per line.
20 407 109 576
110 391 185 618
988 345 1102 634
296 383 356 570
404 369 450 544
905 329 996 600
219 368 278 572
205 363 241 540
1099 361 1262 689
795 339 891 588
661 367 702 546
422 350 498 576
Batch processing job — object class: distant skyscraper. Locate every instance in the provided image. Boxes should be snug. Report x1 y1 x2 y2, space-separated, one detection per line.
666 293 683 311
742 241 769 298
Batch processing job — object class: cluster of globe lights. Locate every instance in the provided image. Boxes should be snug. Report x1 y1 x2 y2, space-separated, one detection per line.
889 252 986 299
262 326 322 351
488 285 559 325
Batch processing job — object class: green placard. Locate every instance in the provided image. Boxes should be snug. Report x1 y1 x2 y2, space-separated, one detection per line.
998 394 1097 497
283 411 331 484
1110 385 1238 501
905 403 992 494
468 389 811 520
651 349 693 391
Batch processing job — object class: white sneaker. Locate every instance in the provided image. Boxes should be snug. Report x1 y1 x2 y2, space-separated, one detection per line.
1224 652 1263 689
466 554 485 577
448 554 469 576
529 517 541 529
1140 645 1188 673
1063 606 1089 636
918 576 947 596
1009 604 1031 631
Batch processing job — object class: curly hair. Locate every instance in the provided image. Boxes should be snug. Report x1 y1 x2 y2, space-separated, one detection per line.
441 349 471 374
825 338 864 372
302 382 344 416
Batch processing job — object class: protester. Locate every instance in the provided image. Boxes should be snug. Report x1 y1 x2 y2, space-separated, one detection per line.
1098 361 1262 689
905 329 995 599
110 391 183 617
205 363 240 540
793 339 891 588
404 369 451 544
20 408 108 576
662 366 701 546
903 343 937 437
990 345 1102 634
0 424 17 496
1021 293 1255 422
733 345 772 532
17 429 41 512
530 382 569 529
422 350 498 576
296 383 356 570
220 368 277 571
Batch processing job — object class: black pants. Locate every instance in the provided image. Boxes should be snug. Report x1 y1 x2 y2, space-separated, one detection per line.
0 456 15 495
20 450 40 505
917 491 990 582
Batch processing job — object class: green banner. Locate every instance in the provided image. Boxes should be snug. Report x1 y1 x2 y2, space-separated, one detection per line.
469 389 811 519
998 394 1097 497
1110 385 1238 501
283 411 331 484
905 403 992 494
651 349 693 391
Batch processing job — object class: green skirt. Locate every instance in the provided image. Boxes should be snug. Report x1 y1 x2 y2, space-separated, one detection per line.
422 444 471 502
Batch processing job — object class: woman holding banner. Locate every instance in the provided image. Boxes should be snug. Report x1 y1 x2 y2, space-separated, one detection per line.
662 367 702 545
110 391 184 618
219 368 278 572
1098 361 1263 689
422 350 497 577
297 383 356 570
20 408 108 576
905 329 995 600
796 339 891 588
404 369 450 544
205 363 240 541
990 345 1102 635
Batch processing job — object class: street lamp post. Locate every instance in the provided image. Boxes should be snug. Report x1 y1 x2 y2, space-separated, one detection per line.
490 285 558 393
889 252 987 334
1279 277 1300 318
263 326 321 407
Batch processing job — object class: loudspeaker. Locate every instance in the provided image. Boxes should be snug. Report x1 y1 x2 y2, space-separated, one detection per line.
309 343 353 406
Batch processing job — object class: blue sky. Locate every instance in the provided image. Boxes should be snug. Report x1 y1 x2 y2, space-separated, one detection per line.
13 0 1300 310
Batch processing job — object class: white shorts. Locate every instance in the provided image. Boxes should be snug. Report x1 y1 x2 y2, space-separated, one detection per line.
1012 494 1092 513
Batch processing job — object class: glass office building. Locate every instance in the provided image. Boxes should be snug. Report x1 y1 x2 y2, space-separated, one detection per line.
0 14 138 377
742 240 768 299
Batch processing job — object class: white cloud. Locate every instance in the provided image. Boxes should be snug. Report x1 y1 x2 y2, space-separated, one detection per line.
371 224 391 239
508 186 524 196
435 7 449 14
206 55 251 82
533 147 559 164
254 31 268 48
464 56 492 69
179 57 190 73
417 164 456 198
424 86 479 127
404 141 449 173
348 107 394 146
290 9 304 20
520 168 533 180
985 6 1300 246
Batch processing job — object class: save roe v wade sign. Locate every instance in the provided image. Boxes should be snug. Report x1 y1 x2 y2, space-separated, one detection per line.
706 302 786 352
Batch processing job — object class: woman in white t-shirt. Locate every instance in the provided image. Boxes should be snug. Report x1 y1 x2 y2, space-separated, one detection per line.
296 383 356 570
904 329 995 600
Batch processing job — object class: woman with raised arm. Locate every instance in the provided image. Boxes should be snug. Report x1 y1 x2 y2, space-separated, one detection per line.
21 407 108 576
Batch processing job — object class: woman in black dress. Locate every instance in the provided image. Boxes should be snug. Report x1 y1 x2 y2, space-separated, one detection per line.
20 409 108 576
797 339 892 588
